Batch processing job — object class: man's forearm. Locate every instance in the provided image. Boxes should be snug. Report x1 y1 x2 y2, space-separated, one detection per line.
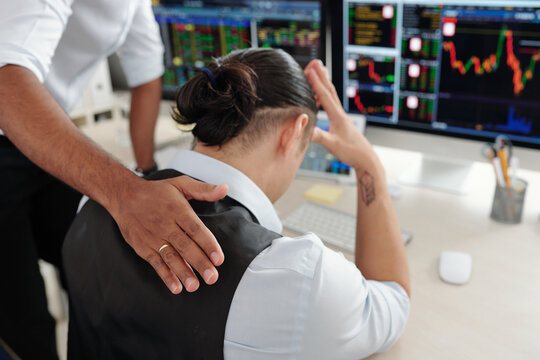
0 65 228 294
354 155 410 296
0 65 141 212
129 77 161 170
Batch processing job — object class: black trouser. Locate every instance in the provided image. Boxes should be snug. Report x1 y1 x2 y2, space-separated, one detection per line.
0 136 82 360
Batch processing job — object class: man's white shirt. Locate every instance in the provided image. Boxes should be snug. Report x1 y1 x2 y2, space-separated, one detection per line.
169 150 410 360
0 0 164 115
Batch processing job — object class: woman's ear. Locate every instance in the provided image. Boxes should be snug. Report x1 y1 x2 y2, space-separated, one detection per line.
278 113 309 156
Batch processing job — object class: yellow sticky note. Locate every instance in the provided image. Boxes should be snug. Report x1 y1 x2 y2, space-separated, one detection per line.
304 184 344 205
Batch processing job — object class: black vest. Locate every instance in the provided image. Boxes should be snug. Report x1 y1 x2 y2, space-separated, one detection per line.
63 169 281 359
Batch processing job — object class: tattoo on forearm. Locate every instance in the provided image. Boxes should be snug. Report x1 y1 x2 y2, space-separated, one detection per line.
359 171 375 206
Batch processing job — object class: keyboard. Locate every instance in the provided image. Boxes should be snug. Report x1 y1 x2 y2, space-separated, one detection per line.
282 202 411 252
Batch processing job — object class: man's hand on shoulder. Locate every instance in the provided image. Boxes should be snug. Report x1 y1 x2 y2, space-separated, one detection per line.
109 175 228 294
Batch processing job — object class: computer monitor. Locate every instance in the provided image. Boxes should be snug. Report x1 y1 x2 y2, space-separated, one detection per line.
153 0 325 98
333 0 540 192
298 112 365 183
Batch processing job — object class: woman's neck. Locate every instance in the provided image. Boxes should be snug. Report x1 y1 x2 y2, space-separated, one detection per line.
193 141 281 202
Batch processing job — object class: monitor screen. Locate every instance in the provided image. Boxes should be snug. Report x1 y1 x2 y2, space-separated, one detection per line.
297 112 366 182
339 0 540 149
299 118 353 178
153 0 324 97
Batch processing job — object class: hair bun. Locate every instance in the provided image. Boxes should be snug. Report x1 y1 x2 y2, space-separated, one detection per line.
174 48 317 147
174 62 259 146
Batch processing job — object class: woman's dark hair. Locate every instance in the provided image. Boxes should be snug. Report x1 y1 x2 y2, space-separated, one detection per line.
173 48 317 147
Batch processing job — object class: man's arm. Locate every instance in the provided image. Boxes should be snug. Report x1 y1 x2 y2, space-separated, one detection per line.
305 60 410 296
129 77 161 171
0 65 226 293
115 0 164 172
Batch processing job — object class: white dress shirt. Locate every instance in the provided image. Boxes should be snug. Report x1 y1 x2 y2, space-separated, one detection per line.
168 150 411 360
0 0 163 115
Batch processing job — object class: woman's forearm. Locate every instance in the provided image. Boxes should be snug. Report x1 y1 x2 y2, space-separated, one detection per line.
353 155 410 296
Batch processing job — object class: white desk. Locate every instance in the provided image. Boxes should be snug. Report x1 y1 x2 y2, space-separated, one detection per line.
276 146 540 360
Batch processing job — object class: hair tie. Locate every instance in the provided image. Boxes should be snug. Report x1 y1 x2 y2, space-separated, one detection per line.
200 67 217 88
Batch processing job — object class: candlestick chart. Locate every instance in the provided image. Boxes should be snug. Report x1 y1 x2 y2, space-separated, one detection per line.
438 20 540 136
348 90 394 116
348 55 395 85
440 22 540 101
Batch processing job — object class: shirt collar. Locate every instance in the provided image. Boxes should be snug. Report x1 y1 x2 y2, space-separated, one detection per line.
167 149 283 233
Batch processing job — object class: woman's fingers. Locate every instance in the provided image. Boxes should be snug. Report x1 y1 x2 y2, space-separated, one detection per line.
305 67 343 122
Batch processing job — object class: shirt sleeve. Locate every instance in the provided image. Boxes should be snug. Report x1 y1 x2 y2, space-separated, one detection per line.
0 0 73 82
116 0 164 88
301 236 411 359
224 233 410 360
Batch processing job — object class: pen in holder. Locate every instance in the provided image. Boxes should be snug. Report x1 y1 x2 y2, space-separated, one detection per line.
490 179 527 224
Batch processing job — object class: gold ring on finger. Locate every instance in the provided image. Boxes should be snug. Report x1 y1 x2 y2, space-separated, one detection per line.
158 244 170 253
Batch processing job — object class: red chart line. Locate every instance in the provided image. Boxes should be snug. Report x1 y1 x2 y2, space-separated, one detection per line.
443 27 540 95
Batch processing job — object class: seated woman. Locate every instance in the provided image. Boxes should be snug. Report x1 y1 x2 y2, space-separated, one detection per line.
63 48 410 360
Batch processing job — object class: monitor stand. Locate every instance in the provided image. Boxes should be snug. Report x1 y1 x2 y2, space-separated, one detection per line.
398 155 474 194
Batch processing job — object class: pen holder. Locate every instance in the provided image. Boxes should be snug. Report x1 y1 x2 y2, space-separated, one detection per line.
490 179 527 224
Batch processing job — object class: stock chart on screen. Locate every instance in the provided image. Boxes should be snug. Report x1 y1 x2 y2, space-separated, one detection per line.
153 0 322 96
341 1 540 147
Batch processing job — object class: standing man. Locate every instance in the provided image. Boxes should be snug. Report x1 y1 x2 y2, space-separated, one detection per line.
0 1 227 359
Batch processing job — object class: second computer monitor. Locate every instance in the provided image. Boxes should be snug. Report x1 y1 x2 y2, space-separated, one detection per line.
153 0 324 98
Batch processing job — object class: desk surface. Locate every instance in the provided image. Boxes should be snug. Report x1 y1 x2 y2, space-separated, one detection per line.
276 146 540 360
